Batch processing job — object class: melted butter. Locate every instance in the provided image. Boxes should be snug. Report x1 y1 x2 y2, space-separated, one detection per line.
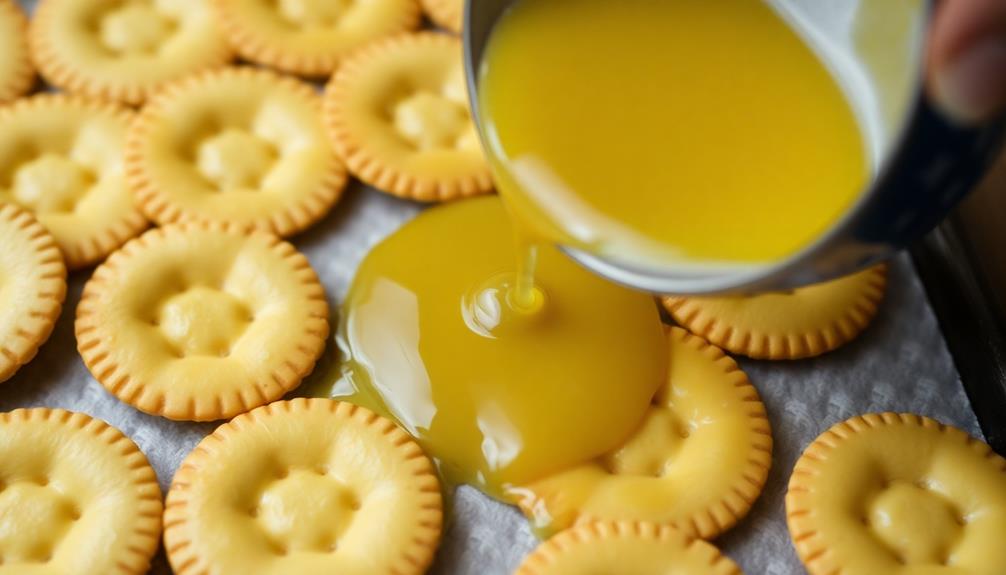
308 0 874 531
479 0 870 269
316 196 667 498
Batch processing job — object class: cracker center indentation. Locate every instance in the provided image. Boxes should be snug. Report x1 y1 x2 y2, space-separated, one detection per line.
600 407 690 478
253 468 362 554
156 285 253 357
271 0 356 28
866 479 964 565
391 91 472 151
96 2 179 56
196 129 278 192
0 481 80 564
11 154 95 214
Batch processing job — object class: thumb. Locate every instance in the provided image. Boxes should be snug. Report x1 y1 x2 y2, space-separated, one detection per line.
928 0 1006 125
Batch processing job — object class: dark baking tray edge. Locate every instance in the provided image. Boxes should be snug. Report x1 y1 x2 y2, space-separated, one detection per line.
912 216 1006 454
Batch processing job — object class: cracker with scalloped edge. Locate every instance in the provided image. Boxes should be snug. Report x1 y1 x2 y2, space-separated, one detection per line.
787 412 1006 575
164 399 443 574
127 67 346 237
0 408 162 574
663 265 887 360
76 222 329 421
0 202 66 383
323 32 492 201
30 0 231 105
512 327 772 540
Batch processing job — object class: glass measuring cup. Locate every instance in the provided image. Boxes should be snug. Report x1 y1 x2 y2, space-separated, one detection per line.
464 0 1006 294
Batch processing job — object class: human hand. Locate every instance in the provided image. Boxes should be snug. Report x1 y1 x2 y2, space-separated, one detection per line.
928 0 1006 124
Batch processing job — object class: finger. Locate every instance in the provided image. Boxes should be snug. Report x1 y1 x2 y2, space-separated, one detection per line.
928 0 1006 124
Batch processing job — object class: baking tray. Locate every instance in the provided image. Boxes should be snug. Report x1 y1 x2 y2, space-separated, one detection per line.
912 213 1006 453
2 1 1000 573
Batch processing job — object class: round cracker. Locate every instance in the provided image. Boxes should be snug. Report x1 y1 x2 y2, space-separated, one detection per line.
0 94 149 270
0 408 162 574
515 521 741 575
0 0 33 103
164 399 443 574
323 32 493 201
212 0 421 77
0 202 66 383
663 265 887 360
127 67 346 237
75 222 330 421
30 0 232 105
787 413 1006 575
513 327 773 540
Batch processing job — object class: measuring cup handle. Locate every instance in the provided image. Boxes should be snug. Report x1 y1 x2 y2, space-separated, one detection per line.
851 100 1005 262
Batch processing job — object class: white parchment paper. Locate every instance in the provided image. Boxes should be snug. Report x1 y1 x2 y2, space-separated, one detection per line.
0 184 982 575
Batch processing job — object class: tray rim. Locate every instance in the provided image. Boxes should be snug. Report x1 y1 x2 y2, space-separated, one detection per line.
912 214 1006 454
